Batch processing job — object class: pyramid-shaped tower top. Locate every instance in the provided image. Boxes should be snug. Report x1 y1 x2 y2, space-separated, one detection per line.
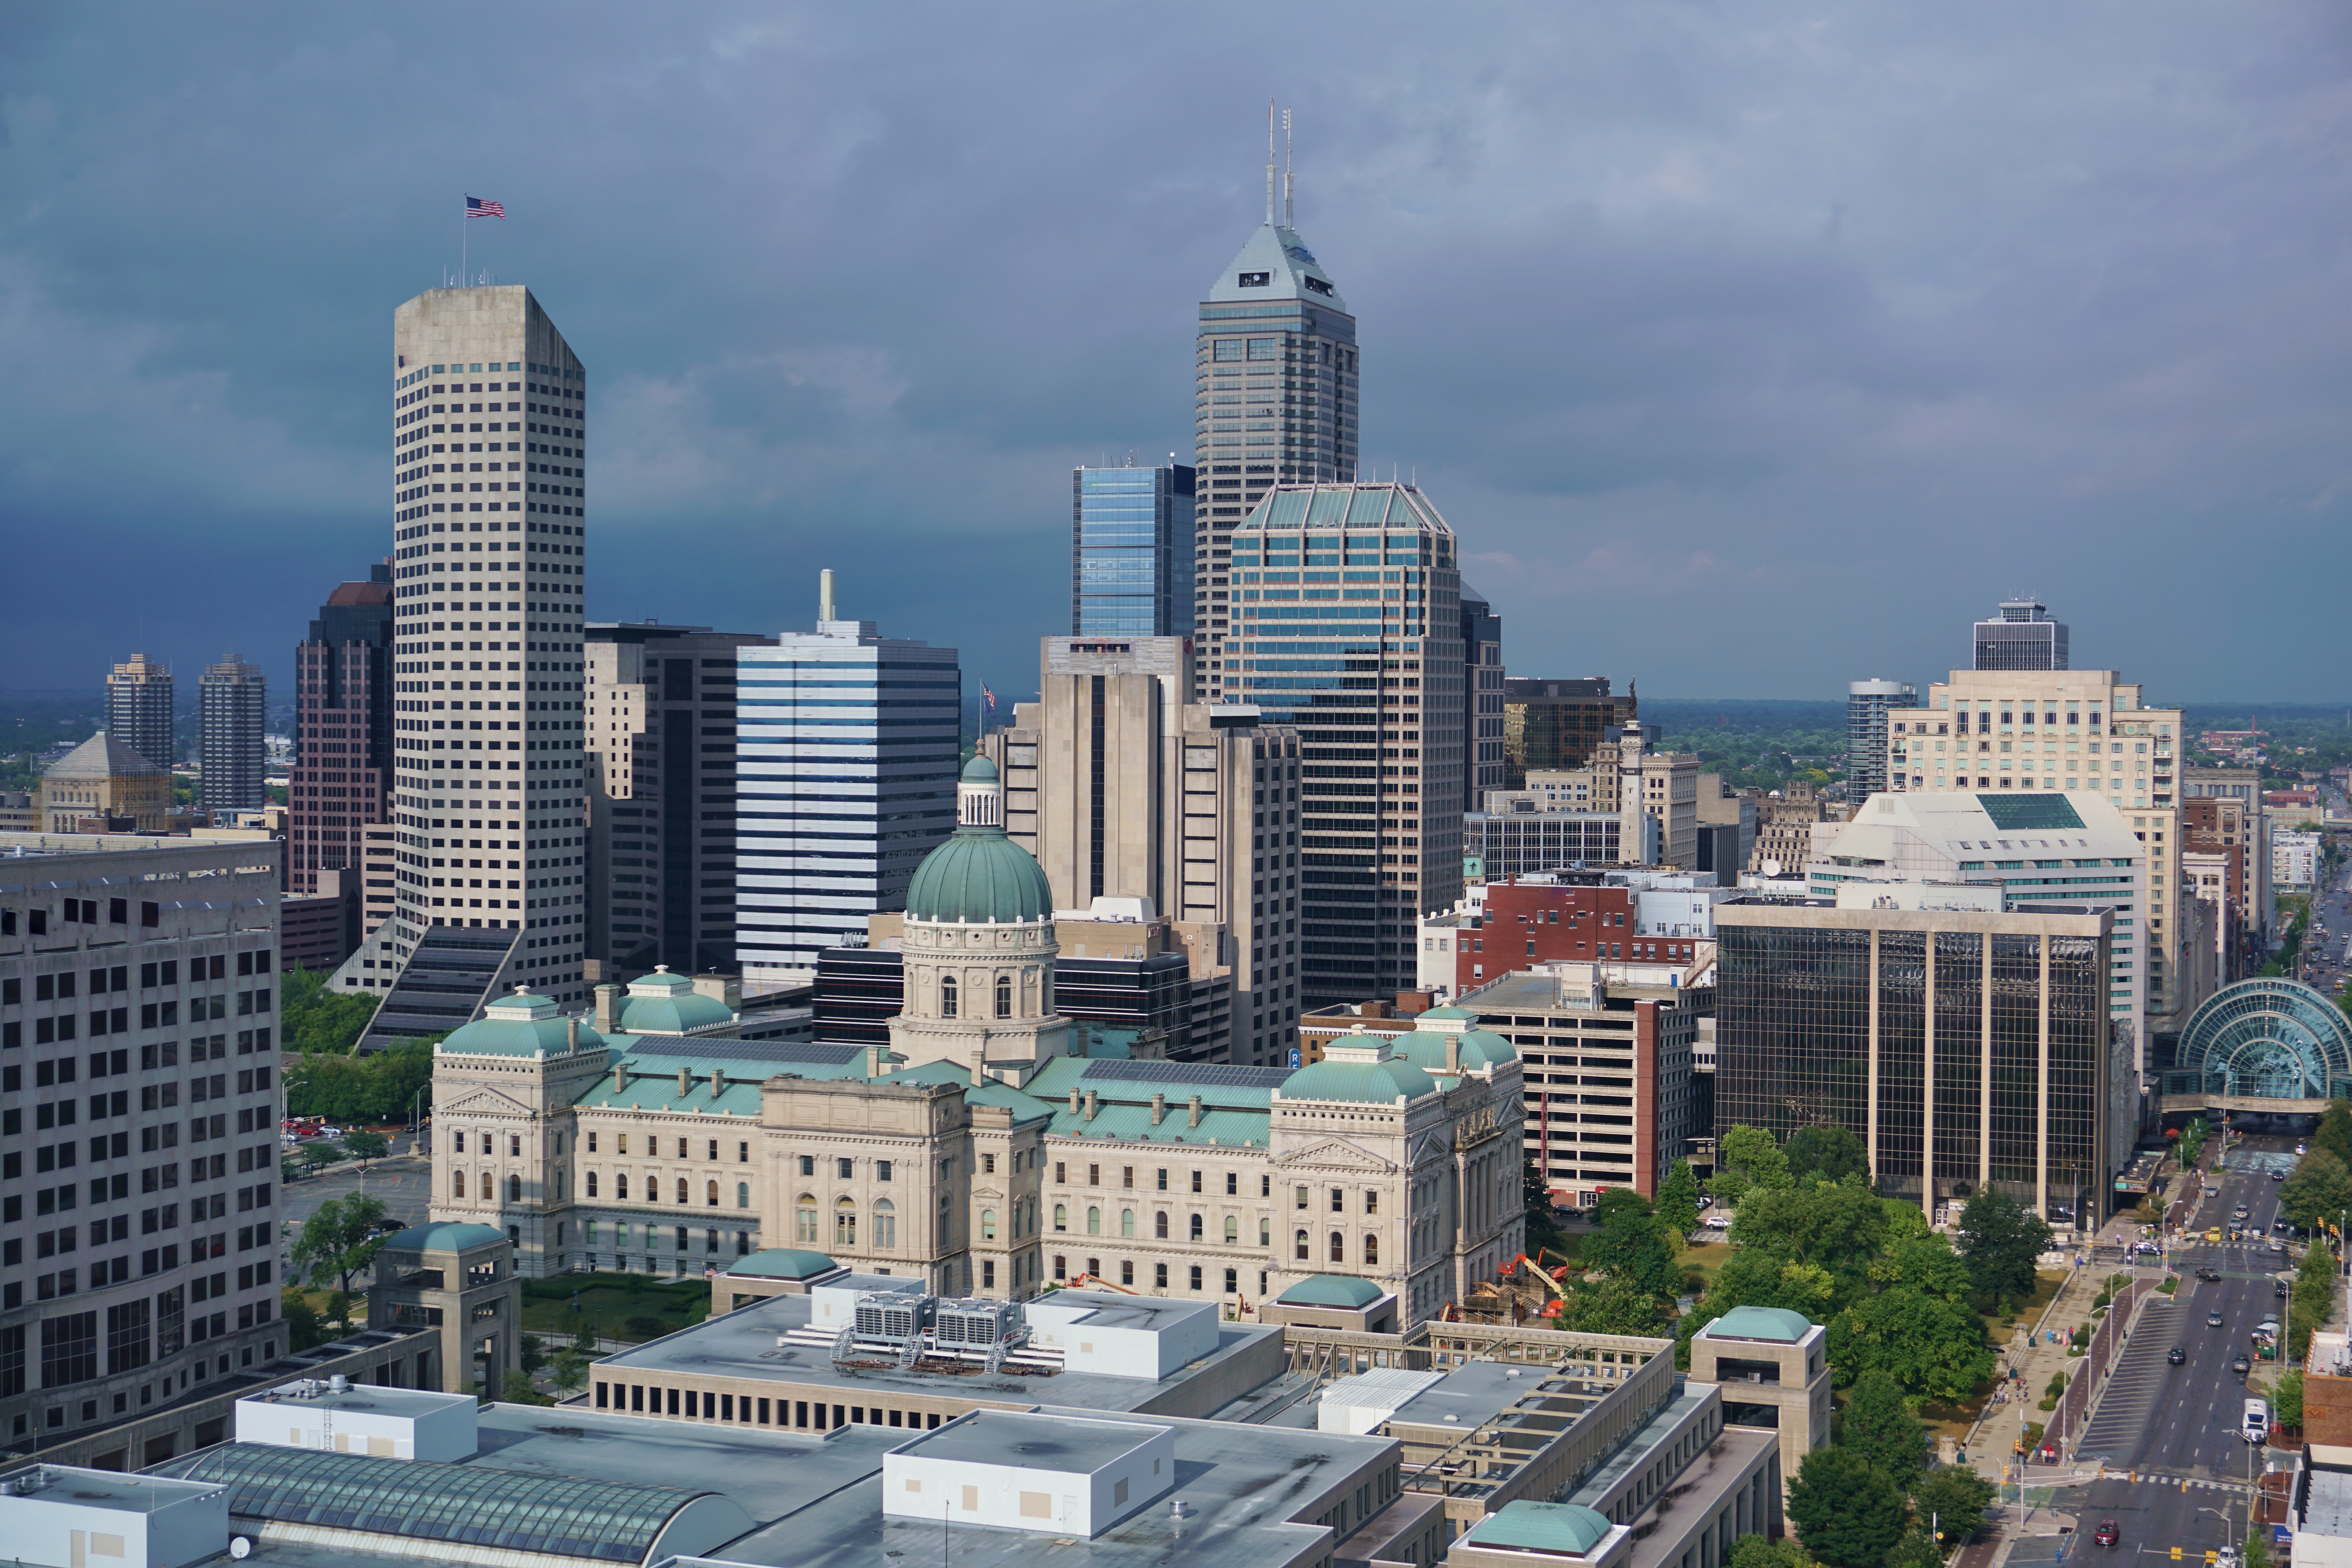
1205 222 1348 314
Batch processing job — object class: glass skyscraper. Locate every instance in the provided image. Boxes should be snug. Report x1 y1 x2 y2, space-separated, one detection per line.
1228 483 1463 1008
1071 464 1195 636
1845 677 1916 799
1973 597 2069 670
734 589 960 985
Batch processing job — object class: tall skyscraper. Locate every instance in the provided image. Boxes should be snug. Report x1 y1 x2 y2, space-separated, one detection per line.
584 621 776 979
1501 677 1635 790
1844 677 1916 801
735 574 960 987
982 635 1303 1065
1973 597 2068 670
1192 154 1360 696
105 654 174 771
1071 463 1196 637
1460 584 1504 813
388 286 590 1005
1226 483 1463 1007
198 656 265 815
289 564 396 942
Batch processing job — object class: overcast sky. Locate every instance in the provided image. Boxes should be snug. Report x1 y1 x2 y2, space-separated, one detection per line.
3 2 2347 709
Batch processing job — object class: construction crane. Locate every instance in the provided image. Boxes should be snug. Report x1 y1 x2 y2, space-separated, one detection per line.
1067 1272 1140 1295
1504 1253 1572 1319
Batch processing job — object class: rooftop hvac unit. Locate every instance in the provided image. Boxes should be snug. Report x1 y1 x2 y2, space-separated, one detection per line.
854 1293 935 1342
934 1298 1024 1347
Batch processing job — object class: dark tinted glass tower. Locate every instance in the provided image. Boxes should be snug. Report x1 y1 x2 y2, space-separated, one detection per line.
1501 678 1635 790
1460 585 1504 813
1193 162 1359 697
1973 598 2068 670
290 565 396 938
1072 464 1196 636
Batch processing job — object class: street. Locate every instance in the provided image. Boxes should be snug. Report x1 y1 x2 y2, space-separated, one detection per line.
2050 1136 2307 1564
278 1155 433 1277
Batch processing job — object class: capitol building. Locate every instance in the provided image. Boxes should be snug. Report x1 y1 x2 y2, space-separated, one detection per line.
427 760 1524 1323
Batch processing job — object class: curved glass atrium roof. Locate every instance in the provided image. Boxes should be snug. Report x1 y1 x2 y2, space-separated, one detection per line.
2175 977 2352 1103
156 1444 721 1563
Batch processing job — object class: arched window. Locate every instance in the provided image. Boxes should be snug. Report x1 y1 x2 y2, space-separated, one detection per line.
1224 1215 1238 1244
506 1174 522 1203
1294 1229 1309 1261
875 1198 897 1249
452 1171 466 1198
586 1172 599 1198
480 1171 492 1201
1259 1218 1270 1247
982 1209 998 1241
1054 1204 1068 1232
1154 1211 1169 1240
1189 1213 1204 1241
941 975 958 1017
1086 1206 1101 1236
834 1197 858 1247
617 1173 630 1201
1154 1262 1169 1290
1120 1209 1136 1238
995 975 1013 1018
707 1180 720 1207
676 1178 690 1205
1364 1233 1379 1265
796 1195 818 1244
736 1182 750 1209
1329 1231 1344 1263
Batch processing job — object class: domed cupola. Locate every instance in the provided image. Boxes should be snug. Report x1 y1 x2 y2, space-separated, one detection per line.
904 757 1054 924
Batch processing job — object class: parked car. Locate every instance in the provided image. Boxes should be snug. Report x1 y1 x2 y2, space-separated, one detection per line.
2094 1522 2120 1548
1704 1214 1733 1230
2168 1347 2187 1365
2232 1354 2252 1377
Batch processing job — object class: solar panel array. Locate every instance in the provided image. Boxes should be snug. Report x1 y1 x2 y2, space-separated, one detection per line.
625 1039 864 1067
1083 1058 1292 1089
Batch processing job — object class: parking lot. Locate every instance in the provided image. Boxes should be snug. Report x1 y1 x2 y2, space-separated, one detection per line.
278 1154 433 1270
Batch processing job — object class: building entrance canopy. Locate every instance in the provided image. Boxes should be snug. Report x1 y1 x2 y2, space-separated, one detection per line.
2160 977 2352 1111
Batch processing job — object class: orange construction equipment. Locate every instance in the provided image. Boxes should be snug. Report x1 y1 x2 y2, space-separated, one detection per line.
1504 1253 1572 1318
1066 1273 1139 1295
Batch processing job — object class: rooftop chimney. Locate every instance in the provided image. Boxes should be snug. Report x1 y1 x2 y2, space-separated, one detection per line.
592 984 622 1034
1151 1093 1167 1126
1083 1089 1098 1121
1188 1094 1203 1129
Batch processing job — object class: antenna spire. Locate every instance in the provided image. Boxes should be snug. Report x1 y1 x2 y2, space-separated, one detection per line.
1283 107 1294 228
1265 98 1277 224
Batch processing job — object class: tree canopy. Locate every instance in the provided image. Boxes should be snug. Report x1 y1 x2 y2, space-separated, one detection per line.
281 969 382 1054
1786 1446 1906 1568
1583 1190 1682 1303
2282 1149 2352 1234
1829 1283 1996 1403
286 1039 435 1125
1709 1124 1793 1208
1954 1183 2052 1303
1655 1159 1702 1239
1909 1464 1996 1542
290 1193 390 1295
1786 1125 1869 1186
1838 1370 1928 1484
2312 1100 2352 1170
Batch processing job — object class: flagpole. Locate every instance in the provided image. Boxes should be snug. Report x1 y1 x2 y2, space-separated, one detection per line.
462 200 468 288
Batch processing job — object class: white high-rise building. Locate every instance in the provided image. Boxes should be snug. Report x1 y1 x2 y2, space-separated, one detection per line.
198 656 266 815
734 575 961 988
387 286 592 1007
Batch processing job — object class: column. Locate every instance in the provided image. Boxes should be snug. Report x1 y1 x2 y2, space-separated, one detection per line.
2036 932 2051 1221
1922 923 1937 1222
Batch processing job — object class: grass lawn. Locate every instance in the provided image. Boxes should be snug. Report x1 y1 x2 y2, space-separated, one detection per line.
517 1274 713 1344
1675 1237 1736 1294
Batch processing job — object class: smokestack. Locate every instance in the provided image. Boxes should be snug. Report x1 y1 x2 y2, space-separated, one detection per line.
819 568 836 624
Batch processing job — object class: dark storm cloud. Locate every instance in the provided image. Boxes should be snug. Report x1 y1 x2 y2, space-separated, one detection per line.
1 1 2347 701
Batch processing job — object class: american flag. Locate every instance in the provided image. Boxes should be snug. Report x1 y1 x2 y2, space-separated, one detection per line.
466 196 506 219
982 684 996 714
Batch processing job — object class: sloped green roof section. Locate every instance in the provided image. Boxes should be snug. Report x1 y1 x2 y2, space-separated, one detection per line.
1279 1056 1437 1105
727 1249 838 1280
1277 1274 1385 1308
1707 1305 1813 1342
1463 1502 1616 1556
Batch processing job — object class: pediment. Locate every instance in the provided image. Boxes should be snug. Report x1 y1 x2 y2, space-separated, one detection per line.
973 1185 1005 1202
1273 1138 1396 1175
437 1085 535 1119
1410 1132 1453 1169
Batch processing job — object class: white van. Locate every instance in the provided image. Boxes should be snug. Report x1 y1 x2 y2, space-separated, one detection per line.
2244 1397 2271 1445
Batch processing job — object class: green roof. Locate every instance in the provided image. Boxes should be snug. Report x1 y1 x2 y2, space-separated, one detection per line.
379 1221 506 1254
1707 1305 1813 1342
904 817 1053 923
1418 1005 1477 1020
439 989 605 1058
1463 1502 1617 1557
618 993 735 1034
1279 1055 1437 1105
726 1249 839 1280
1391 1027 1517 1075
1277 1274 1386 1308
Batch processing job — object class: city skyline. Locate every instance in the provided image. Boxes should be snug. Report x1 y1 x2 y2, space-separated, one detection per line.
4 7 2350 711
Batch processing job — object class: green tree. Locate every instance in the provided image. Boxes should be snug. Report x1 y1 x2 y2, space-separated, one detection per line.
290 1192 390 1295
280 969 382 1054
343 1129 389 1167
1584 1190 1681 1303
1831 1287 1995 1402
1787 1446 1906 1568
519 1334 548 1374
1909 1465 1995 1544
1954 1185 2052 1303
1657 1159 1702 1240
1710 1125 1794 1208
1884 1526 1943 1568
1734 1178 1891 1274
1698 1248 1840 1324
2275 1369 2305 1429
572 1323 598 1356
551 1351 591 1402
501 1368 554 1406
1729 1535 1815 1568
1556 1275 1672 1336
2282 1149 2352 1233
280 1288 323 1352
1839 1370 1928 1483
1787 1125 1869 1186
2312 1100 2352 1171
297 1141 344 1171
1524 1152 1566 1251
1869 1234 1974 1305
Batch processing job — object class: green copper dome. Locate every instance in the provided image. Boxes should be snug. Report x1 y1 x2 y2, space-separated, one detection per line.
1279 1054 1438 1105
1391 1028 1517 1075
904 758 1054 924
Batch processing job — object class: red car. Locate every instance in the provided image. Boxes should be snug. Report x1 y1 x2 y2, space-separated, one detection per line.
2094 1522 2120 1548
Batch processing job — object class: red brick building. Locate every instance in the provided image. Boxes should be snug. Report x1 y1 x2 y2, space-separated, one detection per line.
1448 881 1703 992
